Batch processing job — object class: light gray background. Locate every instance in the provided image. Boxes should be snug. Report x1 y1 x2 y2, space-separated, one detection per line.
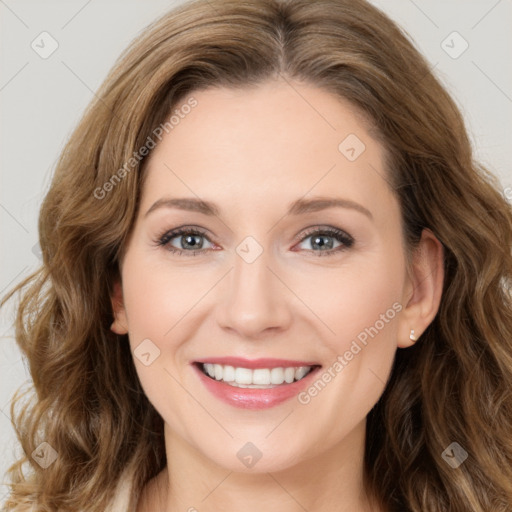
1 0 511 504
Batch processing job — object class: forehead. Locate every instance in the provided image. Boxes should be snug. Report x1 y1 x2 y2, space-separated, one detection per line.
140 80 396 219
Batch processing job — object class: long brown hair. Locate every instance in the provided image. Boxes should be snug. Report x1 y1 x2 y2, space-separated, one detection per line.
2 0 511 510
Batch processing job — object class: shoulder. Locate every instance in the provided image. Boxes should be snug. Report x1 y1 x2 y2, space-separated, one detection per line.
3 470 137 512
3 472 137 512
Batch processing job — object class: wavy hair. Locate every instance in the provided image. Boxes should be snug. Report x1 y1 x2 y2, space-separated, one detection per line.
2 0 512 510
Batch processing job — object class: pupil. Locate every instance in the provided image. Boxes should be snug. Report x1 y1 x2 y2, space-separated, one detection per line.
183 234 201 249
313 235 333 250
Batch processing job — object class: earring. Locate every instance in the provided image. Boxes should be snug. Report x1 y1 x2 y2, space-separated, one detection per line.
409 329 417 341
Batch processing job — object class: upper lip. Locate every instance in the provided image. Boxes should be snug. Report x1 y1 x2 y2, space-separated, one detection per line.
194 357 321 369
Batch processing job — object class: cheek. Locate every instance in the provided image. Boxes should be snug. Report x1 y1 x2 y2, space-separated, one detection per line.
294 253 404 433
121 253 204 341
117 255 184 388
301 254 404 423
302 249 405 355
119 255 202 429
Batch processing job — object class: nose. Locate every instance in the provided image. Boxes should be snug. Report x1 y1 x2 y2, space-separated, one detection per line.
214 244 292 339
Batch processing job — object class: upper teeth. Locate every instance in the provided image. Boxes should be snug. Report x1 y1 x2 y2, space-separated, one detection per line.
202 363 313 387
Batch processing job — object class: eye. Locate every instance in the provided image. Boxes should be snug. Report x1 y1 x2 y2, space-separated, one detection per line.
294 226 354 257
156 227 214 256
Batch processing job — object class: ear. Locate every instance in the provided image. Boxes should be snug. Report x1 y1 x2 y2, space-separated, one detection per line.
110 278 128 335
397 228 444 348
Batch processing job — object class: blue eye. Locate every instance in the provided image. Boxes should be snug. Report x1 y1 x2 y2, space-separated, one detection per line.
157 227 213 256
156 226 354 257
294 227 354 256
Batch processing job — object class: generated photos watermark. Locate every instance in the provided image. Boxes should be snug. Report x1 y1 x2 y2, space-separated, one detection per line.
297 301 403 405
93 96 198 200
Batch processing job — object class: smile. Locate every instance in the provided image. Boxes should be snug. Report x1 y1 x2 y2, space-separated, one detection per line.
192 359 322 409
200 363 316 388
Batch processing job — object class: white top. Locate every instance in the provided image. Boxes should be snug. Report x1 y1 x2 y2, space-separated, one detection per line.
109 470 136 512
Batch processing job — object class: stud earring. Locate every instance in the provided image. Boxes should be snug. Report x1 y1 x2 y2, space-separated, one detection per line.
409 329 417 341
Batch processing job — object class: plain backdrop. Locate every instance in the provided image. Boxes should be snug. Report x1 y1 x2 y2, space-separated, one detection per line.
1 0 511 504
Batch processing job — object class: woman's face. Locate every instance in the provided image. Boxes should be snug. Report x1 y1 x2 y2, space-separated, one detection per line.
111 79 437 473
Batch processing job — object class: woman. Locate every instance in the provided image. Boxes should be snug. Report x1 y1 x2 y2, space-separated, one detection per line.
2 0 511 511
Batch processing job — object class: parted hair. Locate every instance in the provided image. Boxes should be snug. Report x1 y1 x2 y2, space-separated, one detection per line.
2 0 512 510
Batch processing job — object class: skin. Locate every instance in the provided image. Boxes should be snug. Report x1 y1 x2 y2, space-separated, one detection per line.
110 78 444 512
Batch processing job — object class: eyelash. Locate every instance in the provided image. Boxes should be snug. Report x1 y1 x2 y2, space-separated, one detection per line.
155 226 354 258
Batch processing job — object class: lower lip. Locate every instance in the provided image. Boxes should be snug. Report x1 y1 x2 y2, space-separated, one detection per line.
192 363 322 410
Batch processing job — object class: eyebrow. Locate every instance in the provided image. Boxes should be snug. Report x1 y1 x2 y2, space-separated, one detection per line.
144 195 373 220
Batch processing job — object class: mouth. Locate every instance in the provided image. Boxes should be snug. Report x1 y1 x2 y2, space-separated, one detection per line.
192 358 323 410
193 361 322 389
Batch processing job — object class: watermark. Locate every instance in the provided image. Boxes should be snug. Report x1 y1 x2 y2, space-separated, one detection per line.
31 31 59 59
31 441 58 469
442 441 468 468
297 301 402 405
237 441 263 468
236 236 264 263
504 186 512 203
133 338 160 366
338 133 366 161
93 96 198 200
32 241 42 260
440 31 469 60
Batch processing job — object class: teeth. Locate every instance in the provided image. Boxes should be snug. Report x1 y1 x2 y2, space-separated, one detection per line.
202 363 314 387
